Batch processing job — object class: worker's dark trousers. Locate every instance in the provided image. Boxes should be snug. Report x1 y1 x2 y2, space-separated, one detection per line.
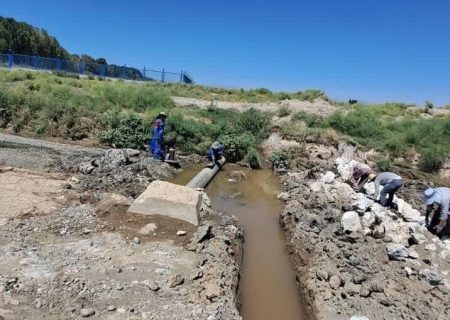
429 208 450 237
380 179 403 207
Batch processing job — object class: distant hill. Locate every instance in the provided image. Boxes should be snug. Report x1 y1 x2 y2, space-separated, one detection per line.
0 17 143 79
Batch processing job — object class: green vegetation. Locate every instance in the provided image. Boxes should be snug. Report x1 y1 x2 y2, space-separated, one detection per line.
281 103 450 173
150 82 328 103
0 69 270 163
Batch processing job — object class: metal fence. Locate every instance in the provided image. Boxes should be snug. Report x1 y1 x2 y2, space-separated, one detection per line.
0 53 193 84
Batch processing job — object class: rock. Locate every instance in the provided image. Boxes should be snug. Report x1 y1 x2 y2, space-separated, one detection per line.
277 192 290 202
424 244 436 251
139 223 157 235
321 171 336 184
169 274 184 288
80 308 95 317
408 249 419 259
310 181 322 192
363 182 375 196
102 149 128 166
361 211 375 230
341 211 363 234
335 157 358 181
359 285 371 298
353 194 374 214
336 182 356 200
176 230 187 236
228 171 247 181
329 275 341 290
191 270 203 281
409 232 427 245
8 298 20 306
421 269 443 286
204 283 221 300
79 161 95 174
350 316 369 320
146 281 160 291
397 199 421 222
133 237 140 244
107 305 116 311
193 224 212 243
316 269 329 281
344 282 360 296
386 243 409 261
405 267 414 276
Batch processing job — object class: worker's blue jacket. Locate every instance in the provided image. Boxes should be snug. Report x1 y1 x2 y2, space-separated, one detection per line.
208 144 224 162
149 118 165 159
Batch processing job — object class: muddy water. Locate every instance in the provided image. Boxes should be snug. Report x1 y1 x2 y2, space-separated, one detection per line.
173 165 304 320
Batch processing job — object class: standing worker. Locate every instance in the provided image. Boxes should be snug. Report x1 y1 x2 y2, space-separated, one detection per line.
207 141 224 168
423 187 450 236
369 172 404 208
348 162 372 191
149 112 167 160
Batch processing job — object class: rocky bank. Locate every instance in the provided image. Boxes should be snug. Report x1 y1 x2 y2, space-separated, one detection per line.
278 144 449 320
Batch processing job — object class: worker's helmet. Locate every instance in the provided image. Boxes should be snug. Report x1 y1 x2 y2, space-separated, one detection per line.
424 188 440 205
158 112 167 118
211 141 220 149
368 173 377 182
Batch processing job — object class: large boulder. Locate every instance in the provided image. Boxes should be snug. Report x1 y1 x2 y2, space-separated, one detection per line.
352 193 374 214
397 198 421 222
341 211 363 234
335 157 358 181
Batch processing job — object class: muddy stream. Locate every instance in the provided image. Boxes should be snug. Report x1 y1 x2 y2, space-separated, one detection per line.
173 164 305 320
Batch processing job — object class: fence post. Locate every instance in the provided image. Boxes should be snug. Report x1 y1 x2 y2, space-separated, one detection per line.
143 66 146 80
161 68 165 83
100 64 106 77
180 71 183 83
121 64 127 79
7 52 13 69
56 58 61 71
33 54 39 69
78 62 84 74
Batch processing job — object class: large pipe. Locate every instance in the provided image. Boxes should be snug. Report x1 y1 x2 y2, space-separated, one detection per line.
186 157 226 189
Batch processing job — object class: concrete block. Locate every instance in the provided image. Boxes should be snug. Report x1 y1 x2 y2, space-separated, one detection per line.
127 180 201 226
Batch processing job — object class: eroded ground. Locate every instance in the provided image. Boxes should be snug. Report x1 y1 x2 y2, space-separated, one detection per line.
0 134 243 320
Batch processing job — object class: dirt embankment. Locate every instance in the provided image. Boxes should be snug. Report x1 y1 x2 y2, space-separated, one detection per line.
172 96 336 116
0 134 243 320
277 143 449 320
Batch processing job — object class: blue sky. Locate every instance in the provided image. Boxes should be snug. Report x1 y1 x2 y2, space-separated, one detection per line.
2 0 450 105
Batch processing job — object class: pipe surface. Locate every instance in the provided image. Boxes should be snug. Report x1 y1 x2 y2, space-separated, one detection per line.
186 157 226 189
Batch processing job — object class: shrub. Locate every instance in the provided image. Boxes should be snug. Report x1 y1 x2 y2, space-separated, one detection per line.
376 156 392 171
277 105 291 117
245 147 262 169
270 151 290 170
100 111 147 149
237 108 270 138
419 148 447 173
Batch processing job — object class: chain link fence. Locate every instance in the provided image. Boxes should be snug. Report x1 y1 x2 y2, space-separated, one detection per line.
0 53 193 84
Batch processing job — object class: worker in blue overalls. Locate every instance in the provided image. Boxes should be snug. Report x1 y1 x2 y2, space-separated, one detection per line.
149 112 167 160
207 141 224 168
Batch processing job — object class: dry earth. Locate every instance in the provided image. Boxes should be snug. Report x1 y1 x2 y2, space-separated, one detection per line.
0 134 243 320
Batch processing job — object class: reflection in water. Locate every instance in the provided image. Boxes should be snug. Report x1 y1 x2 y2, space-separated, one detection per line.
173 164 304 320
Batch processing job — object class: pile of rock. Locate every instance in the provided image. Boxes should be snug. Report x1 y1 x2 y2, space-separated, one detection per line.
279 152 449 320
77 149 176 197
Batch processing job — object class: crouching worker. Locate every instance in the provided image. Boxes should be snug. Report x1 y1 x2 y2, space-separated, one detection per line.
348 162 372 192
207 141 224 168
423 187 450 236
370 172 404 208
149 112 167 160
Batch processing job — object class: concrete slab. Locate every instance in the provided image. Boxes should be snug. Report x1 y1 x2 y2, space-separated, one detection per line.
127 180 201 226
